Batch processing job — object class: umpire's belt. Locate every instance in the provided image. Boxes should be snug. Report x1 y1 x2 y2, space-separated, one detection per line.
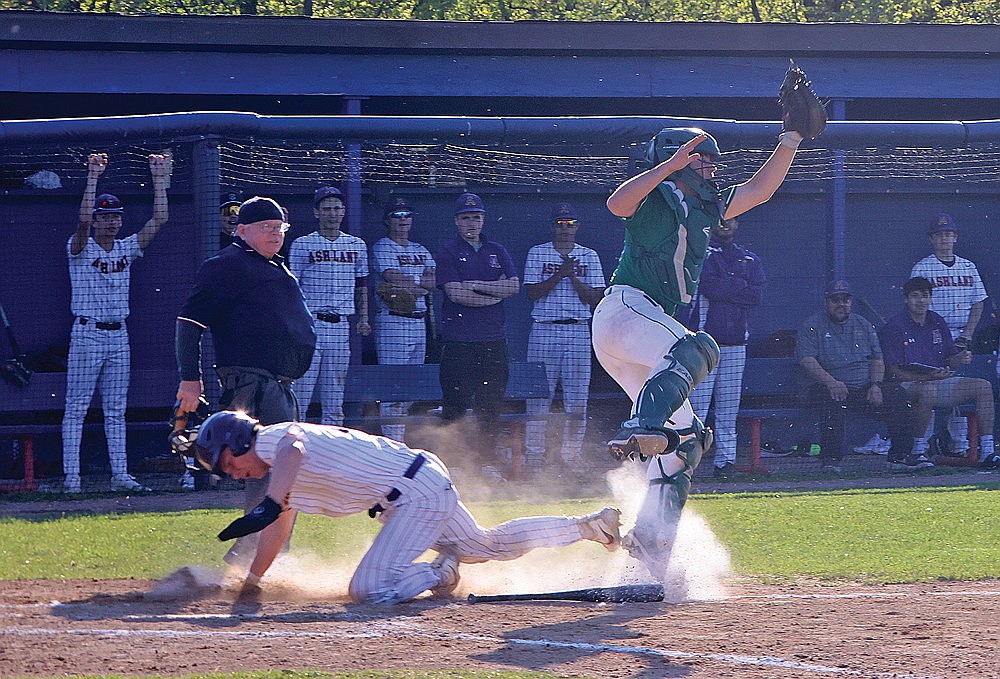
389 310 426 319
316 312 342 323
217 365 295 387
539 318 581 324
368 454 426 518
78 317 122 331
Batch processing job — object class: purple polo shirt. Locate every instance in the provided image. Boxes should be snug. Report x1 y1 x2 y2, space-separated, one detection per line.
436 235 517 342
878 308 958 371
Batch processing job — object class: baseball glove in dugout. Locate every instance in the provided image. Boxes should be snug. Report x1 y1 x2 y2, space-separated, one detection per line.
377 282 418 314
779 59 827 140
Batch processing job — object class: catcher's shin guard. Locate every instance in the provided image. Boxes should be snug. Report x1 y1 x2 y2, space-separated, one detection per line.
634 332 721 430
622 420 713 577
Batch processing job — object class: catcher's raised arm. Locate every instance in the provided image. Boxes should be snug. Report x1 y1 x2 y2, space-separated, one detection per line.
725 59 827 219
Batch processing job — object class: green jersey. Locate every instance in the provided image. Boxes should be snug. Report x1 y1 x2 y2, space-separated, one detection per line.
609 181 736 314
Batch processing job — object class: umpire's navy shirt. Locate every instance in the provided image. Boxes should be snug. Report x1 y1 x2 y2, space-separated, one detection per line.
178 241 316 379
436 235 517 342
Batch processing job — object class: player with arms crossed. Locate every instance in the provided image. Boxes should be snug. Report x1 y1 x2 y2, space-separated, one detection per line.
62 152 170 493
193 411 623 604
592 63 825 577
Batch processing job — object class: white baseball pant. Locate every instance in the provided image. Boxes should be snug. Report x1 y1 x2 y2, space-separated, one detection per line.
348 452 592 604
688 344 746 467
525 322 592 466
295 319 350 425
61 322 130 477
376 312 426 442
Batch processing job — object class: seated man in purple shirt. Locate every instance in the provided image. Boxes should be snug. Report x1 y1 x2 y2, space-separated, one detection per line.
436 193 520 475
878 276 999 471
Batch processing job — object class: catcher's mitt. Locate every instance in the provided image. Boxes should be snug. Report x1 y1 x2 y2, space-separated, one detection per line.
377 282 418 314
779 59 826 140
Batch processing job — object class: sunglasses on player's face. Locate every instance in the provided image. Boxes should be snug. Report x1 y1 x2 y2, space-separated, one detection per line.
221 205 240 217
389 211 413 219
555 219 579 226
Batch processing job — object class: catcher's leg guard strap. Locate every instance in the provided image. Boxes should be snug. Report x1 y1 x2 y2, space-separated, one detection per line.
634 332 721 429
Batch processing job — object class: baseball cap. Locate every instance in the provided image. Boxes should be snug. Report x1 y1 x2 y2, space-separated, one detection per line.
384 196 414 218
455 192 486 215
220 191 242 210
928 212 958 234
237 196 284 225
824 280 853 298
551 202 578 221
314 186 345 207
94 193 124 214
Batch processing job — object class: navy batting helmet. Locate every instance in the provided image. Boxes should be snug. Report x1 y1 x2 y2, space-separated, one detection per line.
192 411 259 476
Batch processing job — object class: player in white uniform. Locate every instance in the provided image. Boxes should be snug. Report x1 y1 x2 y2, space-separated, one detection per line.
289 186 371 425
193 410 623 604
910 212 989 456
372 197 436 443
523 203 606 471
62 152 170 494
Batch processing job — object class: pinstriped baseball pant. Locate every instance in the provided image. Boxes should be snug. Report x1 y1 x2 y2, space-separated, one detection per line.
61 322 130 478
348 453 589 604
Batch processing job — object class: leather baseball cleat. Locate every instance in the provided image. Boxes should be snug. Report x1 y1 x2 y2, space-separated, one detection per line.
430 550 461 597
580 507 623 551
608 420 680 462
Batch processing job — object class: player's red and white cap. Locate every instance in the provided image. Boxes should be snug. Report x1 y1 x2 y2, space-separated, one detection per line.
928 212 958 234
94 193 124 214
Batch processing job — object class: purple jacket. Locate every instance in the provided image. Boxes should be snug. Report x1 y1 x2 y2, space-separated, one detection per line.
680 239 766 346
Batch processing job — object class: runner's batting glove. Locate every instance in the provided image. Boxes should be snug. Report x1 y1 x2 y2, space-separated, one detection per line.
218 496 283 541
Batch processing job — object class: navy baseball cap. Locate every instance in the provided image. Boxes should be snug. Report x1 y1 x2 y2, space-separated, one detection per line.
455 192 486 215
220 191 242 210
237 196 284 225
314 186 345 207
929 212 958 234
384 196 414 218
94 193 124 214
824 280 853 298
551 202 578 221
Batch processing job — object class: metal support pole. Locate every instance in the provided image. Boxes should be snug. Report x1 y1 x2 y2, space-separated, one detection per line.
830 99 848 281
191 136 223 404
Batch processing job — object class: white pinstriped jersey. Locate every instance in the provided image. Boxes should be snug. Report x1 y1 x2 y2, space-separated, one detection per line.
66 233 143 323
372 237 435 314
252 422 443 517
523 243 606 321
289 231 369 315
910 254 988 336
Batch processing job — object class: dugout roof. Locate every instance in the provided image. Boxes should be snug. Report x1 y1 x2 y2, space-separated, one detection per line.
2 11 999 120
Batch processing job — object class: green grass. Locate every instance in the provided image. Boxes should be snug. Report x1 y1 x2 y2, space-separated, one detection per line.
0 487 997 582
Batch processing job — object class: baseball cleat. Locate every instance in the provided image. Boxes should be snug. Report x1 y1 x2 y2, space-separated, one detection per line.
111 473 151 492
853 434 891 455
430 550 461 597
608 421 680 462
978 452 1000 471
63 474 81 494
580 507 623 551
889 454 935 472
180 471 196 491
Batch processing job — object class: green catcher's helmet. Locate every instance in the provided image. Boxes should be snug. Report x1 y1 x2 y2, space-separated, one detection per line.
641 127 721 169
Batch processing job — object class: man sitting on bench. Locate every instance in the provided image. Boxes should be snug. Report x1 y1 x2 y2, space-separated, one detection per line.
878 277 1000 471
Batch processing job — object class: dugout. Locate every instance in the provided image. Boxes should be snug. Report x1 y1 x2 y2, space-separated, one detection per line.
2 13 1000 476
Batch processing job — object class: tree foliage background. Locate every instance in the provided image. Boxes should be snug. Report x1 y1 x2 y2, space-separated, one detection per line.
1 0 996 23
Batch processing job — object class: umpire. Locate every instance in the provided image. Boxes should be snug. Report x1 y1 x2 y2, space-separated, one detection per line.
175 195 316 565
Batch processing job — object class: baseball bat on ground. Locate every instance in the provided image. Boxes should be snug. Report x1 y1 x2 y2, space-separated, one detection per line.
467 583 664 603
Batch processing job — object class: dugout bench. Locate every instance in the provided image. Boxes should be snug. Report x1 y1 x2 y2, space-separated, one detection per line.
0 361 552 491
735 355 998 473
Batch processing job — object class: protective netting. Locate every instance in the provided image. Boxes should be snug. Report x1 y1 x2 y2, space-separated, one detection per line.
2 123 999 491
